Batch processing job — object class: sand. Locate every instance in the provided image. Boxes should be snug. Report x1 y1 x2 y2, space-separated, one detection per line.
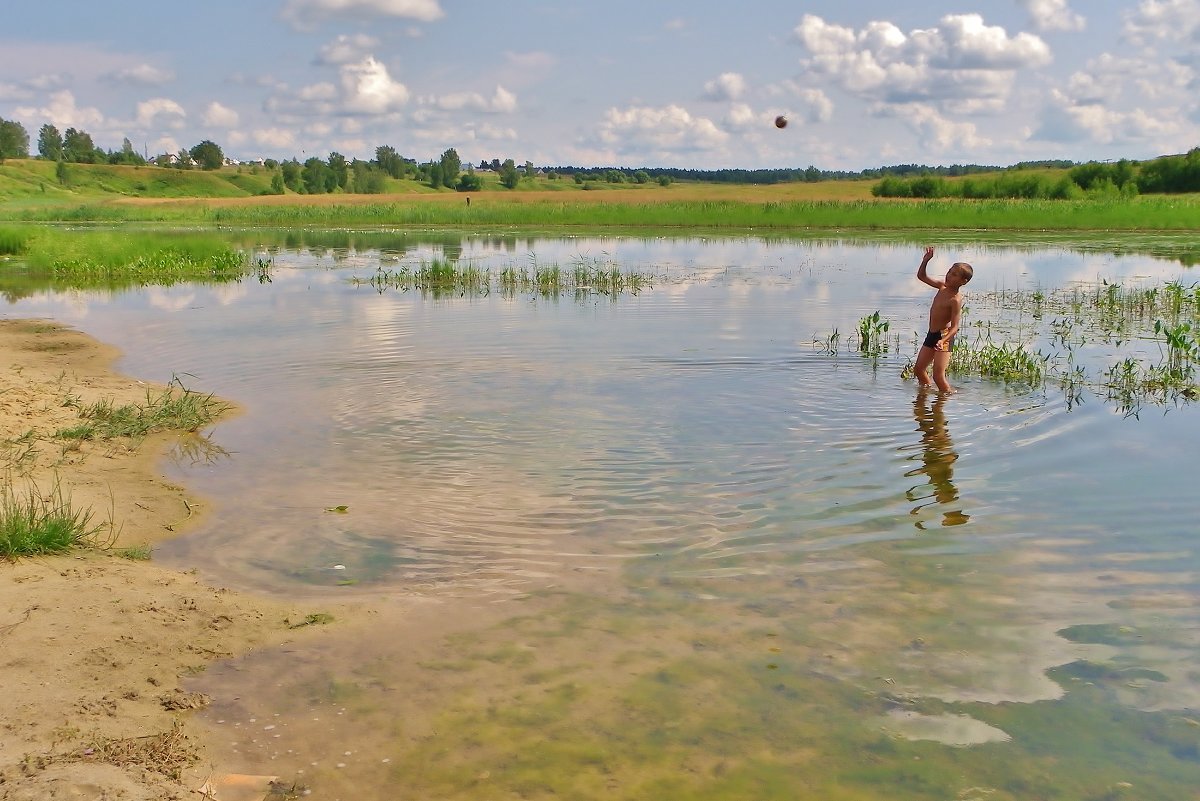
0 319 326 800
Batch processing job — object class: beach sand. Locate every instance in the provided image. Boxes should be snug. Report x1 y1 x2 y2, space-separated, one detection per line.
0 319 324 800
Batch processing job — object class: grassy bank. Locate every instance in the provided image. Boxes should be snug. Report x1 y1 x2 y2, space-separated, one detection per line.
7 194 1200 233
0 225 251 290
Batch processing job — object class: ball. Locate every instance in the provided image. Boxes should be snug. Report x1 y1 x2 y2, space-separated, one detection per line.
774 115 788 129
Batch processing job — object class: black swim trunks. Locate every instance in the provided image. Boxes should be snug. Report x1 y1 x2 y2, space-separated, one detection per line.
922 329 954 352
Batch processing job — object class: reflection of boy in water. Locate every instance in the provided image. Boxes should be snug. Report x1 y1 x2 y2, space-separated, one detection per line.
914 246 973 393
907 388 970 528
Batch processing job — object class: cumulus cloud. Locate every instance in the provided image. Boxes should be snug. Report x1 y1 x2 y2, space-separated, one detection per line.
703 72 747 101
14 90 105 130
872 102 992 151
723 103 757 130
792 13 1050 105
253 127 298 150
0 82 32 102
1063 53 1193 106
1019 0 1085 32
316 34 380 65
1123 0 1200 46
595 104 729 155
340 56 410 113
423 85 517 113
202 101 239 128
1034 88 1181 143
106 64 175 86
282 0 443 26
136 97 186 129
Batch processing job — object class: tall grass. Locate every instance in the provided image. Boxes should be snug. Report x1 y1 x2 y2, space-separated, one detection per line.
11 196 1200 232
0 226 250 288
357 256 655 298
0 478 102 557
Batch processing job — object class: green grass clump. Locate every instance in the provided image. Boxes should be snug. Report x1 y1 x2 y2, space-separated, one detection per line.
0 479 101 557
57 379 230 442
0 226 250 290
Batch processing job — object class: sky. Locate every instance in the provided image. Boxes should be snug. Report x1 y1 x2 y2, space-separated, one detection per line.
2 0 1199 171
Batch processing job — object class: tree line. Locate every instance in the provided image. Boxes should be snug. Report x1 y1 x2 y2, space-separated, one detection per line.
870 151 1200 199
6 112 1200 195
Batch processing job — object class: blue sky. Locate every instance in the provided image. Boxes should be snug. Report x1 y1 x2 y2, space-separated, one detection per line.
2 0 1198 170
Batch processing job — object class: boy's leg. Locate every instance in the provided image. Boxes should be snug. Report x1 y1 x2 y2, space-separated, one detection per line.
932 349 954 393
914 346 935 386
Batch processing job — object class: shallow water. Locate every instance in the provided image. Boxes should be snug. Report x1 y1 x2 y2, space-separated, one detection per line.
4 233 1199 800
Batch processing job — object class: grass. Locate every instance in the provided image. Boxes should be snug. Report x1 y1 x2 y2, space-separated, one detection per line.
356 255 656 298
0 225 251 292
55 378 230 442
0 477 103 558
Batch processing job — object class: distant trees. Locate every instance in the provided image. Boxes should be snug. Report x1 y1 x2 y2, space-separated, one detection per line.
0 118 30 160
37 124 62 161
280 159 301 191
457 169 482 192
499 159 520 189
439 148 461 188
63 128 100 163
189 140 224 170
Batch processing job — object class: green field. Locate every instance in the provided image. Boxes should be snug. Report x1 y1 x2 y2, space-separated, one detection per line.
3 158 1200 234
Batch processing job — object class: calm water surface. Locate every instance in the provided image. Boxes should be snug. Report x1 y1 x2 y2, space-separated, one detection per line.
5 234 1198 800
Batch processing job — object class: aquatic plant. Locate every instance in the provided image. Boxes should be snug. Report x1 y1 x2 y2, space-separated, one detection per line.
0 226 251 289
855 310 892 356
356 256 654 299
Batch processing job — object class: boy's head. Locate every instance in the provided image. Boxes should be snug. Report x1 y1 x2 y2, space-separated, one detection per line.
946 262 973 289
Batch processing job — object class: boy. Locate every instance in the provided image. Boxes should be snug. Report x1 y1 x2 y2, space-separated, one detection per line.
914 246 973 393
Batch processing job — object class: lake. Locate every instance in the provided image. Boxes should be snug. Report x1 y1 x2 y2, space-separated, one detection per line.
5 232 1198 800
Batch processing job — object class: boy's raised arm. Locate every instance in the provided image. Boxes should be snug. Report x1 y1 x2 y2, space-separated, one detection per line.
917 246 944 289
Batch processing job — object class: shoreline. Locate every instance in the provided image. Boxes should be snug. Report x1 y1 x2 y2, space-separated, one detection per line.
0 318 331 800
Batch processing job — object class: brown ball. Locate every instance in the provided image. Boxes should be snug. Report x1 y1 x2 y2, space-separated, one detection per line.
774 115 788 129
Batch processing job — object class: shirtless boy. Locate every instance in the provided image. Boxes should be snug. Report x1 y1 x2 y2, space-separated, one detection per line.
914 246 973 393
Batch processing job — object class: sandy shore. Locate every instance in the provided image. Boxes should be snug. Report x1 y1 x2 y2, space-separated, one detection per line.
0 319 329 800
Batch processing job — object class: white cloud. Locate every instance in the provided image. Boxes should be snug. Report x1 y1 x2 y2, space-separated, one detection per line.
794 87 833 122
253 128 298 150
703 72 747 102
0 82 32 101
282 0 443 26
149 136 180 156
1019 0 1086 32
27 74 68 91
664 18 687 32
1123 0 1200 46
14 90 105 130
136 97 186 129
872 102 992 152
724 103 757 130
792 13 1050 106
202 101 240 128
340 56 410 113
424 85 517 113
316 34 380 65
106 64 175 86
1034 88 1181 143
595 104 729 155
299 82 339 102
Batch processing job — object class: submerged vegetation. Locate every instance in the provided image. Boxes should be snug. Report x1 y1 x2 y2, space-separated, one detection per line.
353 256 656 298
844 278 1200 414
0 225 250 291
